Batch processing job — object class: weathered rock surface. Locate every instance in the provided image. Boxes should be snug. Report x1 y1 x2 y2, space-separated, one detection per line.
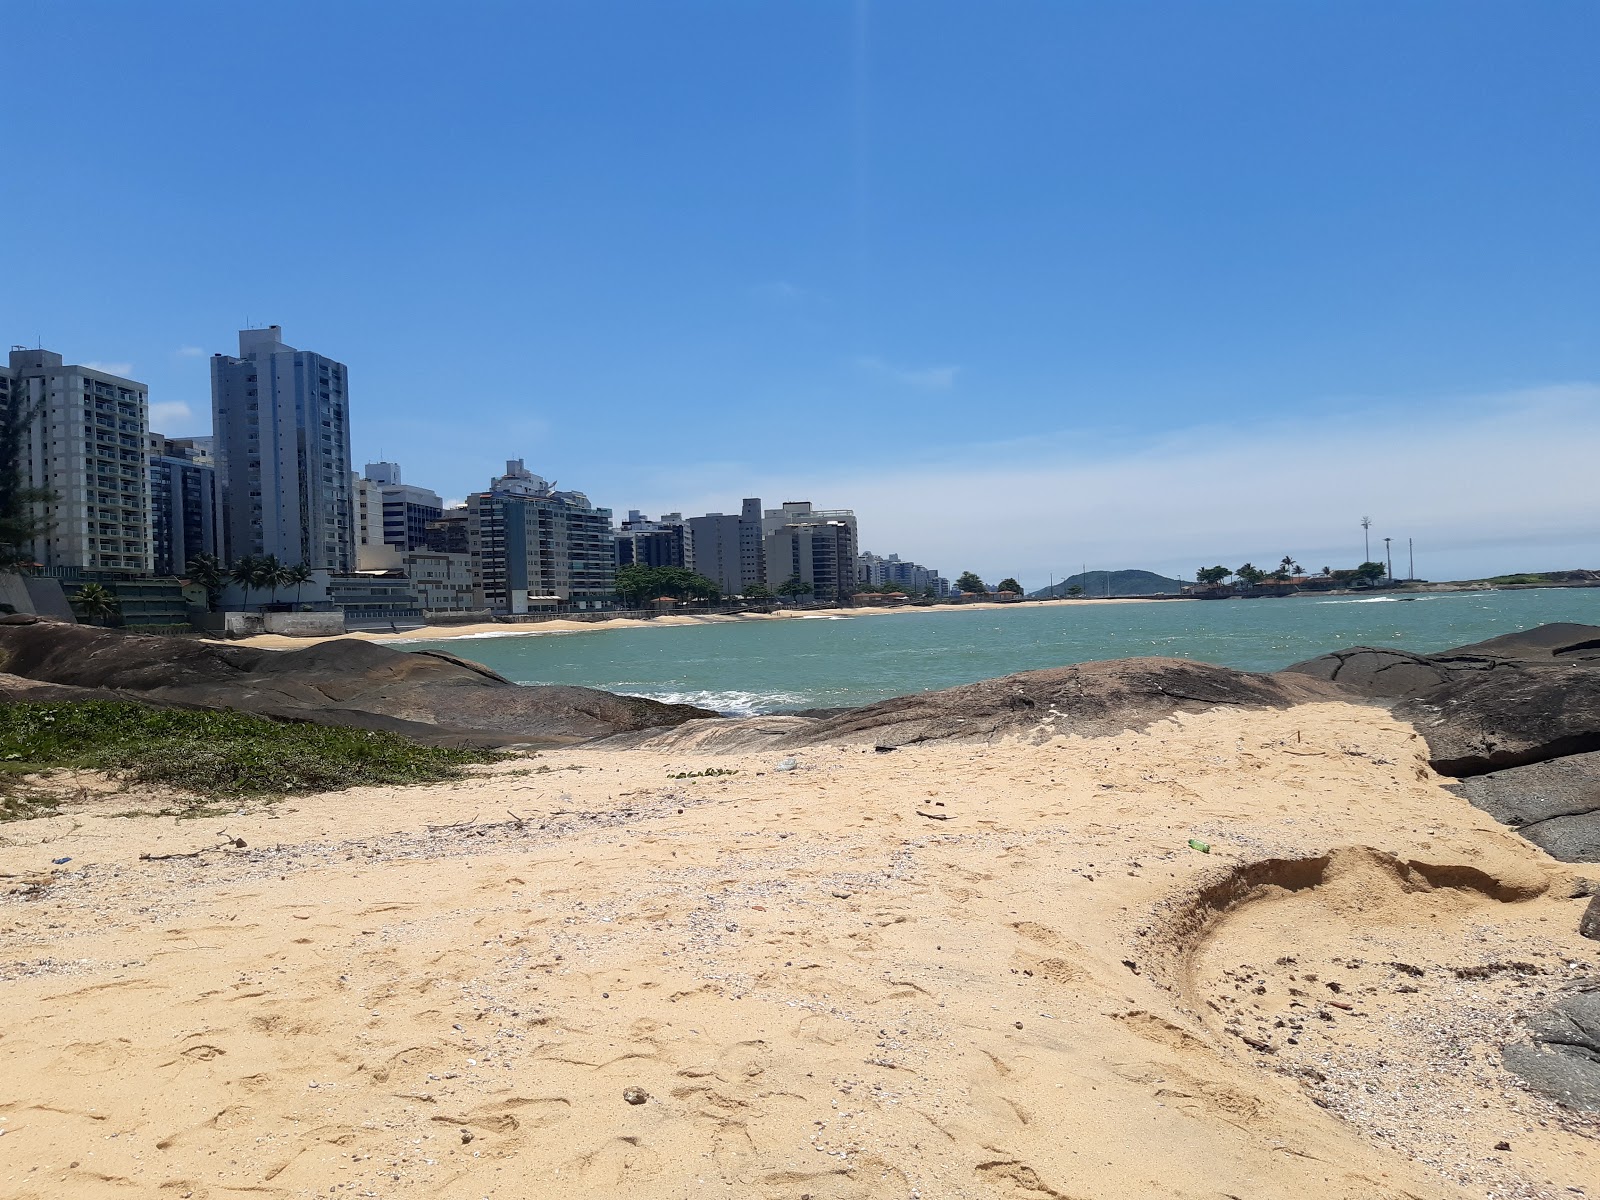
1285 624 1600 861
0 619 714 746
1502 992 1600 1112
613 656 1341 752
1447 752 1600 863
1395 665 1600 777
1581 895 1600 941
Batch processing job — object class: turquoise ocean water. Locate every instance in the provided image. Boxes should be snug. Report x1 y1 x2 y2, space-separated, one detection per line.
401 589 1599 715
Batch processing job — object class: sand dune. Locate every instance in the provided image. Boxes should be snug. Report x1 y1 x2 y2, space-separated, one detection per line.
2 701 1596 1198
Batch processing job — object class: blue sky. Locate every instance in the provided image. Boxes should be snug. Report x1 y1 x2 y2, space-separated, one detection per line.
6 1 1597 585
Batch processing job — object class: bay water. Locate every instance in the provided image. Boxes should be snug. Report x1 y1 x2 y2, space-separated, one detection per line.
402 589 1599 714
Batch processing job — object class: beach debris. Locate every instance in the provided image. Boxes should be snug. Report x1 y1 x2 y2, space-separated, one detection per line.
874 744 897 753
50 857 71 865
775 757 798 772
1495 1141 1511 1151
460 1129 474 1144
916 810 954 821
1187 839 1211 854
623 1086 649 1105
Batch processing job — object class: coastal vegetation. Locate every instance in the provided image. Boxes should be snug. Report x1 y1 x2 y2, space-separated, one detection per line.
0 701 497 818
68 582 121 625
613 564 723 606
955 571 986 594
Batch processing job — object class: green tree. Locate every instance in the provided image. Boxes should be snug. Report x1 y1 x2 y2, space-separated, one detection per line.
1066 584 1084 597
186 553 226 612
1196 565 1231 585
285 562 315 604
1235 563 1266 586
1354 560 1387 583
230 554 261 608
741 582 774 601
996 577 1023 595
775 575 814 600
70 582 121 625
0 389 55 570
955 571 986 595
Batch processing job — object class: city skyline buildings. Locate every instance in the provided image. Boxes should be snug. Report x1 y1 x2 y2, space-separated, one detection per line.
211 326 354 572
2 347 153 574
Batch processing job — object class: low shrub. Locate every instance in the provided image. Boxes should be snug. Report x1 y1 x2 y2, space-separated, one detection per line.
0 701 496 803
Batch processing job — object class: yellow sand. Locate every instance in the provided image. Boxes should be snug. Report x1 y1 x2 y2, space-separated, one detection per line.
223 596 1164 650
2 702 1595 1199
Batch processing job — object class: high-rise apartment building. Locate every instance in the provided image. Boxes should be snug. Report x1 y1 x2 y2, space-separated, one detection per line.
211 326 353 570
148 434 221 576
467 460 615 613
760 500 859 601
616 510 687 569
362 462 442 552
765 520 857 605
857 551 948 597
685 498 764 595
2 347 153 572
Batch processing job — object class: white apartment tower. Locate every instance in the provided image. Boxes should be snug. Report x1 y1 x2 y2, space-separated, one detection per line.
2 347 153 572
211 326 354 570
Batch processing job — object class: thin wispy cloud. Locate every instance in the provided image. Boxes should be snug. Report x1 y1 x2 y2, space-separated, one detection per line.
174 345 206 358
629 384 1600 586
854 355 960 390
83 361 134 378
148 400 195 430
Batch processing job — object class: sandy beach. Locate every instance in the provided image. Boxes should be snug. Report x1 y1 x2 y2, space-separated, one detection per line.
226 596 1168 651
3 699 1595 1199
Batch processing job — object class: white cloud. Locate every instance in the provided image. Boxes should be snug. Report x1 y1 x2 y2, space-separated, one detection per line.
174 345 206 358
855 355 959 390
628 383 1600 587
83 361 134 378
148 401 195 430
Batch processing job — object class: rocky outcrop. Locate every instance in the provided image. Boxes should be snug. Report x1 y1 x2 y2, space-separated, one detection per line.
1286 623 1600 861
1450 752 1600 863
0 619 714 746
1502 992 1600 1111
614 656 1341 752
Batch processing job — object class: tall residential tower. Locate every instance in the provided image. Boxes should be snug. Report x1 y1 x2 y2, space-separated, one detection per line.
2 347 153 573
211 326 353 570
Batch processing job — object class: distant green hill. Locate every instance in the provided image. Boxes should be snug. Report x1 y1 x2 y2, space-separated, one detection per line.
1028 570 1188 598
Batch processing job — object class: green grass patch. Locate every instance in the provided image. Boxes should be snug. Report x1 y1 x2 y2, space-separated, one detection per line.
0 701 498 809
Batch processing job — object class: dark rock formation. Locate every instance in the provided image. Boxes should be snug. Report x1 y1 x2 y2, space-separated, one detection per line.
1447 752 1600 863
1502 992 1600 1112
1582 895 1600 942
1396 665 1600 777
0 619 714 746
1285 623 1600 861
608 657 1340 752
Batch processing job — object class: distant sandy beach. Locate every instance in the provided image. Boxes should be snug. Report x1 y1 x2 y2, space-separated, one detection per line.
227 595 1167 650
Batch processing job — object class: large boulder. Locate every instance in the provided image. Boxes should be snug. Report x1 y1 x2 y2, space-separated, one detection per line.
1502 992 1600 1112
0 621 714 746
1394 664 1600 776
1285 623 1600 861
1448 751 1600 862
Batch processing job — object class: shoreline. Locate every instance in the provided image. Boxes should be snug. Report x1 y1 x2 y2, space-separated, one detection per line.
223 594 1167 650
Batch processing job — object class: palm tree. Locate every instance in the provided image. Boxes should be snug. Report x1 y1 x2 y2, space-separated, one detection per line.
253 554 285 603
285 562 315 605
230 554 261 609
70 582 121 626
186 552 225 612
